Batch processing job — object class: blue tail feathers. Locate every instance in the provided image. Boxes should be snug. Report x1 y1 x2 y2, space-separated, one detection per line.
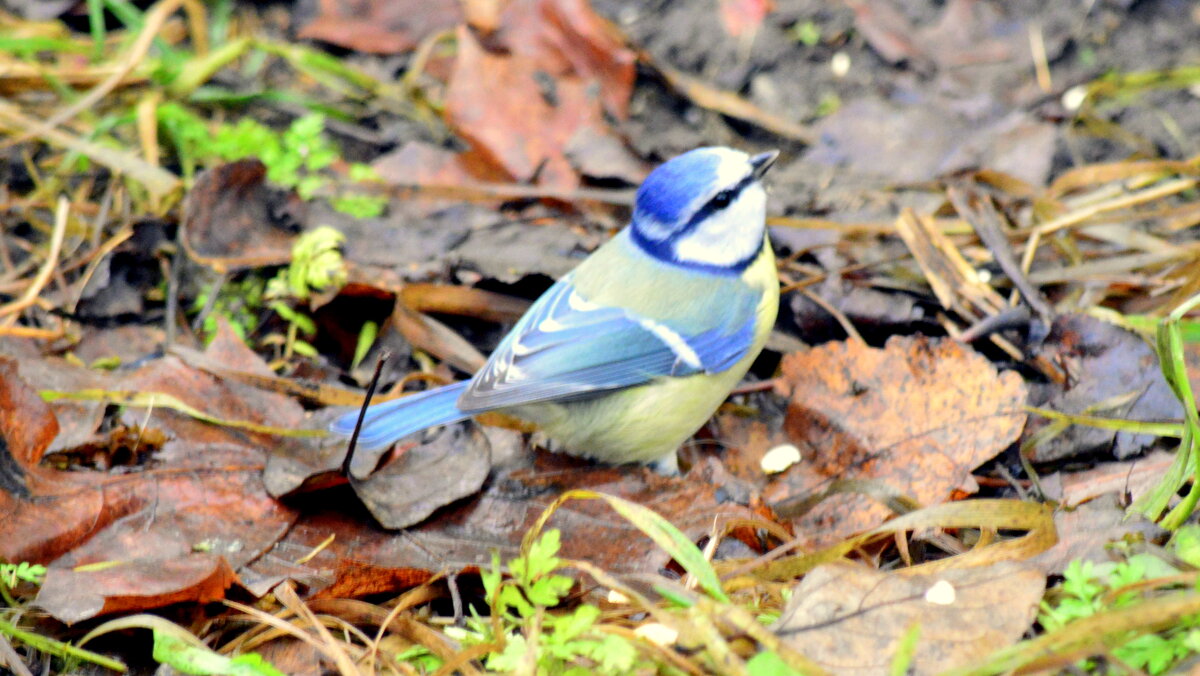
330 381 472 450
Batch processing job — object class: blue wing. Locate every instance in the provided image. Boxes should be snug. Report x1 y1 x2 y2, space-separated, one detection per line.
456 275 760 411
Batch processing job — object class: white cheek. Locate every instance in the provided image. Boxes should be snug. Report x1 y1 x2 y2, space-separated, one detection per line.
673 185 766 267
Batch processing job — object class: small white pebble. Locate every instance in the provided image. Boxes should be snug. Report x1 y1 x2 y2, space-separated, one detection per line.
607 589 629 604
976 268 992 283
831 52 851 78
633 623 678 646
924 579 956 605
761 444 802 474
1061 85 1088 111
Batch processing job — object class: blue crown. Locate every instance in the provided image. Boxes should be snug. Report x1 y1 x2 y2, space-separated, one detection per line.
633 148 726 231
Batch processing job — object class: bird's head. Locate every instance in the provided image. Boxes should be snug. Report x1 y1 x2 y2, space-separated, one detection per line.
631 147 778 273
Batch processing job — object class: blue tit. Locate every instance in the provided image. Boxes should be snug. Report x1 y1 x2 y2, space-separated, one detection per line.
332 146 780 472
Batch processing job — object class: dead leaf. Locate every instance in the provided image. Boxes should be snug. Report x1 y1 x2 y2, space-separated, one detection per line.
449 218 593 281
806 100 1056 186
771 336 1027 548
181 160 303 272
842 0 925 66
325 197 490 274
37 555 239 625
847 0 1045 72
246 456 762 598
75 222 168 322
1025 313 1179 462
494 0 637 120
1031 494 1165 576
776 560 1044 675
444 26 623 191
1044 450 1175 508
71 325 166 367
400 283 530 323
371 141 510 201
253 638 325 676
350 422 493 529
718 0 773 39
0 329 301 623
295 0 463 54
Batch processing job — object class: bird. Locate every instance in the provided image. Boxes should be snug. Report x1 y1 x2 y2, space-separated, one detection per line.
332 146 781 472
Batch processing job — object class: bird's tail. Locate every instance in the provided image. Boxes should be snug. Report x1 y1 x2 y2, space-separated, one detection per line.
330 381 472 450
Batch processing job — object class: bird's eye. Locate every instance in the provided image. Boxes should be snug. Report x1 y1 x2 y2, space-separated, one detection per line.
711 190 735 209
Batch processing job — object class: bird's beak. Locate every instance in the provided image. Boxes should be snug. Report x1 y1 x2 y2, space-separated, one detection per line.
750 150 780 180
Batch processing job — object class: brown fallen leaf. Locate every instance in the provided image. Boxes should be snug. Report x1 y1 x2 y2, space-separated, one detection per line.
37 555 238 625
717 0 773 39
1024 313 1179 462
1045 450 1175 508
1031 494 1165 576
810 100 1056 188
445 27 592 191
246 455 763 598
350 422 493 529
771 336 1027 549
370 140 512 208
400 283 530 323
295 0 463 54
495 0 637 121
181 160 303 272
775 560 1044 675
0 327 302 623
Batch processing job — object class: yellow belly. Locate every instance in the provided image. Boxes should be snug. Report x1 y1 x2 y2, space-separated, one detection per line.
509 239 779 466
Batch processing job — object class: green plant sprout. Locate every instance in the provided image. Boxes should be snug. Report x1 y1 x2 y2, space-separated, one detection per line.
1038 555 1200 674
262 225 347 359
158 107 388 218
0 562 46 588
1135 292 1200 528
446 529 642 675
190 226 348 360
191 275 266 343
790 21 821 46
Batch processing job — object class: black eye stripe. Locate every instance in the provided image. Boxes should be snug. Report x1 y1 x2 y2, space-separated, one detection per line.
629 168 762 267
679 172 757 234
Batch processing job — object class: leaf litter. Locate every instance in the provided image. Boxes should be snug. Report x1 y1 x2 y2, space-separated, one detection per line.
2 0 1200 673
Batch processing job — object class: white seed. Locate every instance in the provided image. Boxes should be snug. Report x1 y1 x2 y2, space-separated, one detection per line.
831 52 851 78
1062 85 1088 111
761 444 802 474
925 579 956 605
634 623 679 646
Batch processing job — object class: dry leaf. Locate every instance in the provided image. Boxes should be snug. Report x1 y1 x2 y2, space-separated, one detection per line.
295 0 462 54
495 0 637 120
181 160 303 272
1032 494 1165 576
246 456 762 598
771 336 1027 548
445 27 602 190
350 422 492 529
776 560 1044 675
1025 313 1179 462
0 329 300 623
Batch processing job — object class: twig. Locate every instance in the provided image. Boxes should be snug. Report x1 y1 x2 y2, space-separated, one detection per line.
1024 177 1197 237
947 187 1054 322
1 0 208 151
0 631 34 676
0 196 69 322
